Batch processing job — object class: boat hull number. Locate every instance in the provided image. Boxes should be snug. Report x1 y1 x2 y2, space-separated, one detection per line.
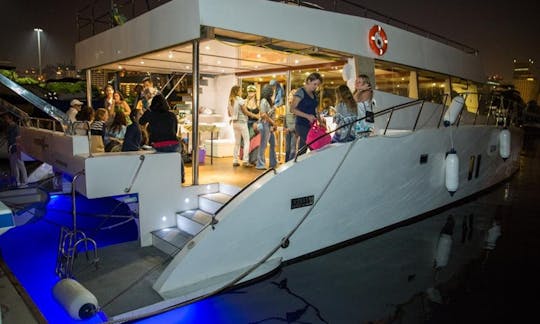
291 195 314 209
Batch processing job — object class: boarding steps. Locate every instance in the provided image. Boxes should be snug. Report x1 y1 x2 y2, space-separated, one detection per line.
151 183 240 255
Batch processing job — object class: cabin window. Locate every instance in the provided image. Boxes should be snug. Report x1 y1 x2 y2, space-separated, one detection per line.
374 61 412 98
451 78 480 114
417 71 449 104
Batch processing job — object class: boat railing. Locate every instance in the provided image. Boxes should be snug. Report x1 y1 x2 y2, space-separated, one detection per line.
24 117 64 133
76 0 173 40
214 98 449 223
301 92 518 154
298 99 425 156
23 117 94 157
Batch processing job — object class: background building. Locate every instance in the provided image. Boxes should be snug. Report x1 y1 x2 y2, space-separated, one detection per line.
512 59 540 103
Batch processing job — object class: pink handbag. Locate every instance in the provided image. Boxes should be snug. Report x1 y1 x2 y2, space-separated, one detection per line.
306 120 331 150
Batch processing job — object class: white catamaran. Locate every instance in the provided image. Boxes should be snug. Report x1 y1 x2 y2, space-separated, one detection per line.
0 0 522 322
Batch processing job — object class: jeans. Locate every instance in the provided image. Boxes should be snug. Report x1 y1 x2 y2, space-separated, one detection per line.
256 122 277 169
232 121 250 163
295 123 310 156
285 128 297 162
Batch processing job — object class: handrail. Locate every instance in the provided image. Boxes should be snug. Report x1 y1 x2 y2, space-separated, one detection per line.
296 92 520 156
296 99 425 160
25 117 64 132
165 73 187 100
0 74 69 126
124 155 146 193
76 0 169 40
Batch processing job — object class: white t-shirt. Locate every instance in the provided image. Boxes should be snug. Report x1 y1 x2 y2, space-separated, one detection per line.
231 96 247 122
66 107 79 122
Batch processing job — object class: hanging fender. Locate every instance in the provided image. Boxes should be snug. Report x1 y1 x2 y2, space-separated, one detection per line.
53 278 99 320
443 96 465 127
434 233 453 268
445 149 459 195
499 128 511 160
485 221 501 250
434 216 454 268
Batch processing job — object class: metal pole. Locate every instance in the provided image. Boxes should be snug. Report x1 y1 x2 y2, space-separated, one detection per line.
86 69 92 108
34 28 43 79
192 39 200 185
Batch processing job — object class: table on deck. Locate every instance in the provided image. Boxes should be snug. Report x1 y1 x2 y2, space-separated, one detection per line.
182 123 219 164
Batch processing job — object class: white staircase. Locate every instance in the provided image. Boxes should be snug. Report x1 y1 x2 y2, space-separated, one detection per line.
151 183 240 255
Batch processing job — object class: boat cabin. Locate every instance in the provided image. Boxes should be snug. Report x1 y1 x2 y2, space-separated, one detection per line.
17 0 493 247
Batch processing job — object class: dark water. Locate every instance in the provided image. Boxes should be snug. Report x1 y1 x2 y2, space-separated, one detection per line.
425 128 540 324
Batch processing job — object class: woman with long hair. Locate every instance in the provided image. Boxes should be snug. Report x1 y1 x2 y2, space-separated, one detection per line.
113 91 132 124
245 85 260 164
228 85 257 167
139 94 185 182
333 85 358 142
256 84 277 170
353 74 375 135
104 111 127 152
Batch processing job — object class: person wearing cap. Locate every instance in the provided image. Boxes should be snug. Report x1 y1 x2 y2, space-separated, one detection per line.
67 99 83 122
269 79 285 107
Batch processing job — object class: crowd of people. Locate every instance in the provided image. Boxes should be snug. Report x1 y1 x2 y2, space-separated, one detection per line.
2 71 374 187
62 76 185 183
226 72 375 169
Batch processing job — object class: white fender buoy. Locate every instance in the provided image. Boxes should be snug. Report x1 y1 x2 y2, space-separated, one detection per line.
499 128 511 160
443 96 465 127
434 233 453 268
485 221 501 250
53 278 99 320
445 149 459 195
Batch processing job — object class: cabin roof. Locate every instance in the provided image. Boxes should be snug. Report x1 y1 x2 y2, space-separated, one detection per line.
75 0 485 82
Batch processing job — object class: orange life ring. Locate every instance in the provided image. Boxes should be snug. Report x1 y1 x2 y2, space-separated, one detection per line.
368 25 388 56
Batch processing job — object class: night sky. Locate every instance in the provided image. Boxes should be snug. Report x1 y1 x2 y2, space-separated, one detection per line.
0 0 538 81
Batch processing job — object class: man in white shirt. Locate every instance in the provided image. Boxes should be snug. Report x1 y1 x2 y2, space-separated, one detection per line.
66 99 83 122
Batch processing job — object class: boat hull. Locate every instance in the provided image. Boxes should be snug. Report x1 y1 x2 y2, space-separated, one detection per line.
153 125 522 301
